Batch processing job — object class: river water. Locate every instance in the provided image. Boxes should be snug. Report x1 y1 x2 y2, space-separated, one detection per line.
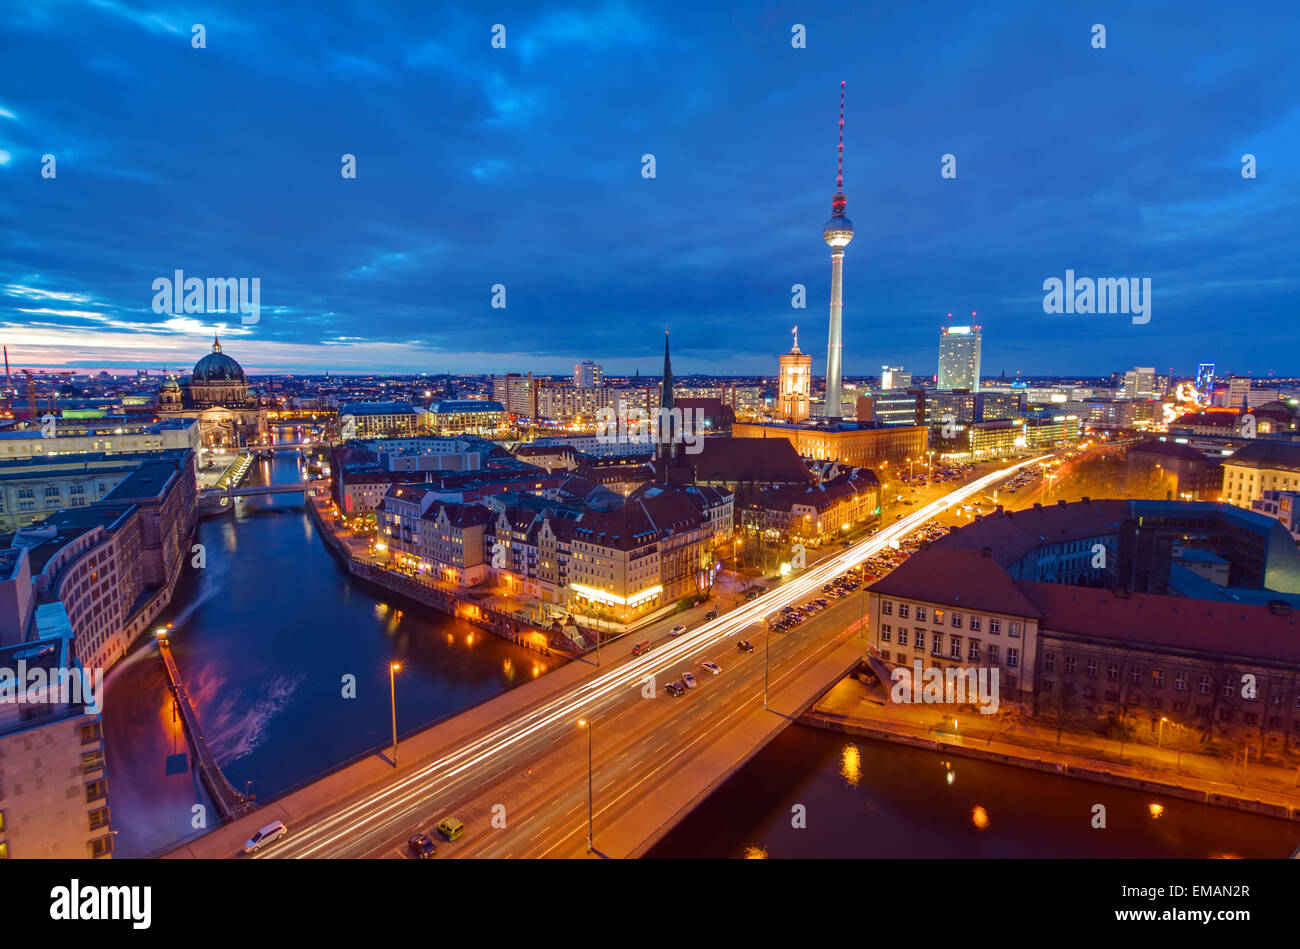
102 440 559 857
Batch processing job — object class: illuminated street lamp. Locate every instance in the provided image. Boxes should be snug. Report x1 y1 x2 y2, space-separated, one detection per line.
389 662 401 767
578 718 593 852
1158 716 1167 748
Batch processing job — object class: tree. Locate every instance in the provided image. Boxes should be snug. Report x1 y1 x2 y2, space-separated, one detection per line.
1040 665 1084 745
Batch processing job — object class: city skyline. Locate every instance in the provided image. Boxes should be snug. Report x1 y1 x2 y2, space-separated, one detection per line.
2 1 1298 377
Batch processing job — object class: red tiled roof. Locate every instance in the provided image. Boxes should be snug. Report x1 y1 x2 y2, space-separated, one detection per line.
867 546 1044 618
1022 583 1300 665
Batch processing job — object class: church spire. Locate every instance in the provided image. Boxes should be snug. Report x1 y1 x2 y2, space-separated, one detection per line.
661 326 674 412
212 335 222 354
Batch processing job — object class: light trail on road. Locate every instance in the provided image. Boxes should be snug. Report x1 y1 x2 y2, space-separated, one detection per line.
269 454 1050 857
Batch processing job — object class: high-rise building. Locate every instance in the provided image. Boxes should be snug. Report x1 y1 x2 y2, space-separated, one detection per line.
573 360 603 389
821 81 853 419
1227 376 1251 410
1122 367 1156 400
1195 362 1215 405
880 366 911 390
777 327 812 422
937 324 982 392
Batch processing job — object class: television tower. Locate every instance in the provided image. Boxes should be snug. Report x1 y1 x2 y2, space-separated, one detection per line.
822 81 854 418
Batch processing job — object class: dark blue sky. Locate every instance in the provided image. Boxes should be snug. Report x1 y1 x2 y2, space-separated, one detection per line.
1 1 1297 378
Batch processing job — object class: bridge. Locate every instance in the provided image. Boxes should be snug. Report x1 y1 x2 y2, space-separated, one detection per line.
199 483 318 500
157 637 253 823
164 457 1046 859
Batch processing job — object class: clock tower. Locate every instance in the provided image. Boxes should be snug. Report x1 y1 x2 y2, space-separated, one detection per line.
778 327 813 422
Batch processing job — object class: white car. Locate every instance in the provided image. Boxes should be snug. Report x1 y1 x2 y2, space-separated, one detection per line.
702 661 722 676
681 672 697 689
242 820 288 854
669 624 687 637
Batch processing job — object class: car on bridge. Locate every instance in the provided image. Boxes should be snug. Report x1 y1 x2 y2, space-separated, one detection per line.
242 820 288 855
664 681 685 697
670 624 688 636
681 672 697 689
407 833 437 859
704 609 719 620
632 640 652 656
737 639 754 652
702 661 722 675
437 817 465 842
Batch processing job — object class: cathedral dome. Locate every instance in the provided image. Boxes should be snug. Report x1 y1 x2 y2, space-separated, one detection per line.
192 337 245 383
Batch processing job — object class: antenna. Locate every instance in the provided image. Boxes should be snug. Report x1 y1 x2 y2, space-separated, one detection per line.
837 80 845 192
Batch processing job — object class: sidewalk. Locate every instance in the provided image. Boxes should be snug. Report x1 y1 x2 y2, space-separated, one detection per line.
807 676 1300 820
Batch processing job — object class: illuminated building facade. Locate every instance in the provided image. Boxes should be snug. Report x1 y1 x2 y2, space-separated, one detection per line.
938 325 982 392
777 327 813 422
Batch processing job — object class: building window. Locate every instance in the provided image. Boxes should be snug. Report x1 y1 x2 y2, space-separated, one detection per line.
949 637 962 659
1174 672 1187 692
85 779 108 802
968 640 980 661
950 613 962 629
1152 669 1165 688
1107 662 1119 682
880 624 892 642
81 751 105 774
988 644 1000 663
1007 648 1019 668
914 631 924 652
89 807 111 831
1008 621 1021 638
898 604 909 619
1065 655 1076 673
90 835 114 858
1222 682 1235 699
80 722 102 745
1044 653 1056 672
988 619 1001 635
1130 667 1141 685
1174 701 1187 713
896 629 908 646
933 609 945 625
1200 675 1212 695
881 600 892 615
931 636 943 656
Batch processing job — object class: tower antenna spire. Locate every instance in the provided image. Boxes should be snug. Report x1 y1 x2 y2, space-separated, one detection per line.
837 80 845 193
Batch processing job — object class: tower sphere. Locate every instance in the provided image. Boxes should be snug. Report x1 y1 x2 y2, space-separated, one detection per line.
824 213 854 248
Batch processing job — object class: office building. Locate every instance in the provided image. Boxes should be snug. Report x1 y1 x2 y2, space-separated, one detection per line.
573 361 603 389
937 325 982 393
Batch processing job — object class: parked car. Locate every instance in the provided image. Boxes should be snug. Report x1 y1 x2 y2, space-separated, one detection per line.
407 833 437 859
632 639 652 656
737 639 755 652
704 609 719 620
242 820 288 855
681 672 697 689
670 624 687 636
702 661 722 675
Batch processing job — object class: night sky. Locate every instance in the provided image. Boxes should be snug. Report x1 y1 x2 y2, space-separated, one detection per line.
1 1 1297 378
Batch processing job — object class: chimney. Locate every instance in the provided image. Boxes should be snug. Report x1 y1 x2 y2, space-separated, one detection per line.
981 546 992 558
1058 499 1067 507
1082 496 1091 504
1033 502 1043 510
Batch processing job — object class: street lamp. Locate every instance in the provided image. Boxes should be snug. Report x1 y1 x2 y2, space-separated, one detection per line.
389 662 401 767
578 718 593 852
1158 716 1167 747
